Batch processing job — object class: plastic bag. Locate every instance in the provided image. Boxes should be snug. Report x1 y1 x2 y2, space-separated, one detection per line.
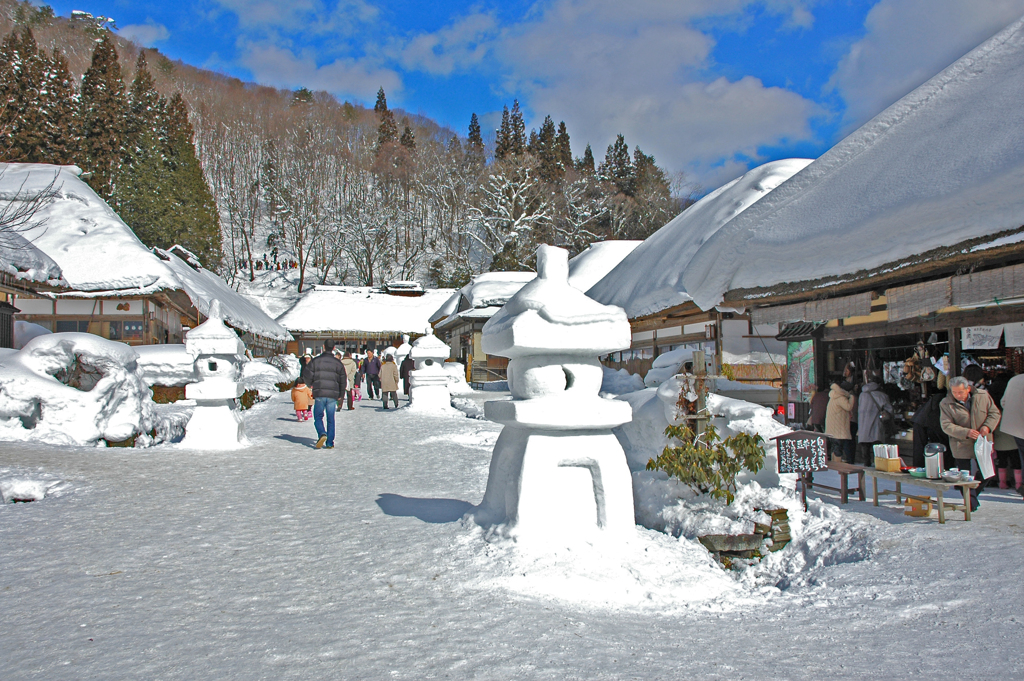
974 436 995 479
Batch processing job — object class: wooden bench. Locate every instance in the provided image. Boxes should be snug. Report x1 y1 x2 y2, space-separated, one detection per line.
802 460 866 504
864 469 981 523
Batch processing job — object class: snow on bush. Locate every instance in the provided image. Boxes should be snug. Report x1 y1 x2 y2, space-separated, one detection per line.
0 470 70 502
600 365 644 395
241 355 298 394
643 346 694 387
0 333 183 446
444 362 473 395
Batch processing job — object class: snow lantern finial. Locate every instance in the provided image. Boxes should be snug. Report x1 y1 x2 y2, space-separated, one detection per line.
536 244 568 281
208 299 223 321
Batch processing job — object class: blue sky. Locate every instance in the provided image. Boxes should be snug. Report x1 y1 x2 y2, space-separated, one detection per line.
43 0 1024 189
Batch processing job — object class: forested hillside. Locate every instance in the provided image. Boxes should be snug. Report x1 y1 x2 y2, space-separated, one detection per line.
0 0 690 291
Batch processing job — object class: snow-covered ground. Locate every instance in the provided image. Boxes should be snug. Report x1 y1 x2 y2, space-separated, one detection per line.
1 391 1022 679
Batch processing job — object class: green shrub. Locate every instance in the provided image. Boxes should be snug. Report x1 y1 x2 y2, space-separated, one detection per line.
646 423 766 505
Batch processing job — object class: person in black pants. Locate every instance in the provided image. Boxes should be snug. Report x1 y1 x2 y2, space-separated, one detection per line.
360 349 382 400
911 393 951 468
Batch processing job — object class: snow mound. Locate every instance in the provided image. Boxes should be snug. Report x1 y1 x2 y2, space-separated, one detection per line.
241 356 298 394
13 320 51 349
444 362 473 395
134 344 195 387
0 472 70 503
600 365 645 395
643 346 696 387
0 333 183 446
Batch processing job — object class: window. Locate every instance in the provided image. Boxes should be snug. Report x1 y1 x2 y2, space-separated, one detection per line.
109 321 122 340
56 320 89 333
123 321 143 340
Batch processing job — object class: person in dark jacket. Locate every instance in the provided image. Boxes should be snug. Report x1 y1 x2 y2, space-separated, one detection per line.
911 393 952 469
400 354 415 398
301 339 348 449
361 349 382 400
806 383 829 432
857 371 894 465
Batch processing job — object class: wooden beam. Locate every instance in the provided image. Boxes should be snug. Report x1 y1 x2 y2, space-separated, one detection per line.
820 303 1024 340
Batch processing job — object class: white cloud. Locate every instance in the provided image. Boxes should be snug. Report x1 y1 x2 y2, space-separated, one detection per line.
485 0 819 181
830 0 1024 130
396 13 499 76
237 41 402 101
118 20 170 47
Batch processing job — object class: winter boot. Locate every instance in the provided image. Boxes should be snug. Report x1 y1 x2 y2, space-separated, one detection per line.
998 468 1009 489
1016 469 1024 497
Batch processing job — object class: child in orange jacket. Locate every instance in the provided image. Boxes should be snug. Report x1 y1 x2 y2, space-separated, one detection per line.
290 379 313 421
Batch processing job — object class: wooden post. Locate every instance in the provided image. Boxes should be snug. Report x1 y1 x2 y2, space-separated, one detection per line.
949 327 960 378
692 350 707 444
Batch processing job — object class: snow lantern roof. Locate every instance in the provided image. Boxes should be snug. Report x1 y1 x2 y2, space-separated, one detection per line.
567 240 641 293
155 246 292 342
384 280 425 294
410 326 449 362
0 228 63 286
482 246 629 357
0 163 181 294
681 15 1024 311
276 285 457 335
587 159 812 319
460 271 535 309
185 300 245 356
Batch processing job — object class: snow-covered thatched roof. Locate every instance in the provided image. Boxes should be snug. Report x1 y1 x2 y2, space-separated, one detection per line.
681 14 1024 311
0 229 63 286
587 159 812 318
156 247 292 342
429 271 536 330
567 240 641 294
0 163 182 294
277 285 456 335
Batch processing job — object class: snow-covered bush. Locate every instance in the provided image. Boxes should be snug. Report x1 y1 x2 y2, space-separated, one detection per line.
241 355 299 393
643 346 695 387
13 320 50 349
134 344 195 387
600 365 644 395
0 333 182 446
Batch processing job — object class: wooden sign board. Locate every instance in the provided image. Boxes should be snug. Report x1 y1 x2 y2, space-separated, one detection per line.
772 430 829 474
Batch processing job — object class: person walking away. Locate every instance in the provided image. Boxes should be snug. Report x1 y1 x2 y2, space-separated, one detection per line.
857 371 894 466
341 351 359 411
994 371 1024 497
400 354 415 400
806 383 829 433
361 350 382 400
290 378 313 421
940 374 1001 511
301 339 348 449
910 392 951 469
825 381 855 464
380 353 400 409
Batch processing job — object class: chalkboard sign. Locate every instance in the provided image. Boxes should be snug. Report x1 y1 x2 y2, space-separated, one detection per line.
772 430 829 474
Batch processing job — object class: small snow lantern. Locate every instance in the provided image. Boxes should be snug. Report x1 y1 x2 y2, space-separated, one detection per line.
472 245 634 540
180 300 247 449
408 326 455 412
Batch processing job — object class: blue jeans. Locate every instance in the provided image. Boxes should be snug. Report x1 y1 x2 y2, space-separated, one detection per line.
313 397 337 446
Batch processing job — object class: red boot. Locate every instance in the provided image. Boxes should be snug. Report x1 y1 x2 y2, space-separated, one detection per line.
998 468 1009 489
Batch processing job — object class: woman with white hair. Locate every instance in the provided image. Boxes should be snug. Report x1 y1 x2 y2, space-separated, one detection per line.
940 374 1001 511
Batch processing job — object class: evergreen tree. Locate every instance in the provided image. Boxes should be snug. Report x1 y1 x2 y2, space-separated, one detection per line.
600 133 634 195
79 34 127 201
534 115 560 182
399 122 416 151
494 105 512 160
509 99 526 156
374 88 397 149
554 121 572 170
125 52 162 156
291 87 313 105
44 49 79 164
576 143 595 174
467 112 484 164
0 29 50 162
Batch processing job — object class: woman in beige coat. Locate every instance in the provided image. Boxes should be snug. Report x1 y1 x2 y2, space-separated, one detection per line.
379 354 400 410
825 381 855 463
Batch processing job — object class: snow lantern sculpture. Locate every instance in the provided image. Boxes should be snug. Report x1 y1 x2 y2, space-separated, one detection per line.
408 326 456 412
472 245 634 538
180 300 247 449
395 333 413 394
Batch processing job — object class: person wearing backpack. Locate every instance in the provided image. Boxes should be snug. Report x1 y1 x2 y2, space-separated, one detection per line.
857 370 895 466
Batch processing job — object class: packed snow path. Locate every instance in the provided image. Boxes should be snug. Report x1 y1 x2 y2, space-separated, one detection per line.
1 392 1023 679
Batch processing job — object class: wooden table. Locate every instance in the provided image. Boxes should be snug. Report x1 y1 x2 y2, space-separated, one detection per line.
864 469 981 523
803 461 866 504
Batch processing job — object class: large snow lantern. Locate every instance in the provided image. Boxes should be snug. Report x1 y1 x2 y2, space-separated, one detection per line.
180 300 247 448
472 245 634 539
